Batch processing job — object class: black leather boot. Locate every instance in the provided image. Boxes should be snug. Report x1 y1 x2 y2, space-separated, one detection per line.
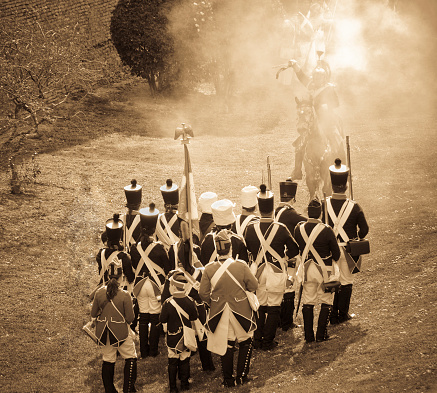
236 337 253 385
149 313 161 356
262 306 280 350
330 289 340 325
139 313 150 358
338 284 353 322
168 358 179 393
316 303 332 342
178 357 191 391
198 338 215 372
102 361 117 393
302 304 315 343
123 358 137 393
253 306 266 349
221 341 235 387
280 291 296 331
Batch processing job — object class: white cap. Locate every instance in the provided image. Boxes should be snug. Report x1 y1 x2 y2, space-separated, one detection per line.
198 192 218 214
211 199 236 226
241 185 259 208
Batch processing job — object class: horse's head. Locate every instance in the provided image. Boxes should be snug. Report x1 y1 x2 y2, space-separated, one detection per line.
295 97 314 133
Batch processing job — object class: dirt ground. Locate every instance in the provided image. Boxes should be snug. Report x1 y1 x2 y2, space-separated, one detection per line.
0 4 436 393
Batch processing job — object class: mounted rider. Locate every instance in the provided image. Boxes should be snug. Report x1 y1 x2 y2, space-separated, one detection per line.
287 58 343 180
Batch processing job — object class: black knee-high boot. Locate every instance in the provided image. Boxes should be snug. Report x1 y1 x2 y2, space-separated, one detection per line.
130 298 139 333
330 289 340 325
280 292 296 331
302 304 315 343
178 357 191 391
220 340 235 387
316 303 332 342
262 306 280 350
254 306 267 349
149 313 161 356
139 313 150 358
338 284 353 322
102 361 117 393
236 337 253 385
123 358 137 393
197 338 215 371
168 358 179 393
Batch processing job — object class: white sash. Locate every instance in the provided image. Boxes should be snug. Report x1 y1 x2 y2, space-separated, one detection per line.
299 223 330 282
326 198 355 245
124 214 140 248
99 250 119 283
136 242 165 291
156 213 179 247
235 214 256 237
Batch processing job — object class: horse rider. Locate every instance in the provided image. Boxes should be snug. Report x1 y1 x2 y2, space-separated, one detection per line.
324 159 369 324
274 178 308 331
285 58 341 180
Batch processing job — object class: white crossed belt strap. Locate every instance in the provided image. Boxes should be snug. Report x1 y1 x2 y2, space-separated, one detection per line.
178 266 201 294
136 242 165 291
208 232 218 264
274 206 288 222
299 223 330 282
326 198 355 246
235 214 256 237
124 214 140 248
156 213 179 247
253 222 285 268
210 258 233 290
99 250 120 284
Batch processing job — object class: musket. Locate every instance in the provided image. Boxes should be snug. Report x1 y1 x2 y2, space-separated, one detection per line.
267 156 272 190
346 136 354 200
295 279 303 319
323 192 328 225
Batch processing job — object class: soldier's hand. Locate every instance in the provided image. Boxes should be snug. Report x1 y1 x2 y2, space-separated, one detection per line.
288 59 298 68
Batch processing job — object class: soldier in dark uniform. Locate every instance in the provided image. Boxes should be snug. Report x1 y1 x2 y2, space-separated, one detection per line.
274 178 308 331
122 179 142 253
324 159 369 324
165 219 216 373
155 179 181 261
160 272 199 393
232 185 259 238
121 179 143 333
245 185 300 350
130 203 172 358
198 191 218 243
200 199 249 265
96 214 135 290
294 199 341 343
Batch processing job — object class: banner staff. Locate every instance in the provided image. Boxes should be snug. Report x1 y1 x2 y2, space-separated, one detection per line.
175 123 195 264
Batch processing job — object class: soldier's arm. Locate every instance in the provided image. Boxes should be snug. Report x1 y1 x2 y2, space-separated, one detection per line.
121 252 135 283
123 293 135 324
199 270 212 305
326 227 341 261
243 264 259 292
200 235 213 265
356 205 369 239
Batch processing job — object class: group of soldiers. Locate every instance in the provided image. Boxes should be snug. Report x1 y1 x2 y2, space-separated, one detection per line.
89 156 369 393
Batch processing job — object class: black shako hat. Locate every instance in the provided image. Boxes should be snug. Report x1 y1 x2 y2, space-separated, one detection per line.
139 203 159 232
257 184 274 214
329 158 349 188
160 179 179 206
106 213 124 243
279 178 298 201
124 179 142 210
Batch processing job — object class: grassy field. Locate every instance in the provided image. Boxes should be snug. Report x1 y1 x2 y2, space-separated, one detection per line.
0 74 436 393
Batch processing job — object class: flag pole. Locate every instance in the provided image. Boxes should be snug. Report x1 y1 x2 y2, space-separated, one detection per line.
179 124 194 265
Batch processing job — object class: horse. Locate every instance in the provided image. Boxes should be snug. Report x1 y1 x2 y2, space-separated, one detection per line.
295 96 346 200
